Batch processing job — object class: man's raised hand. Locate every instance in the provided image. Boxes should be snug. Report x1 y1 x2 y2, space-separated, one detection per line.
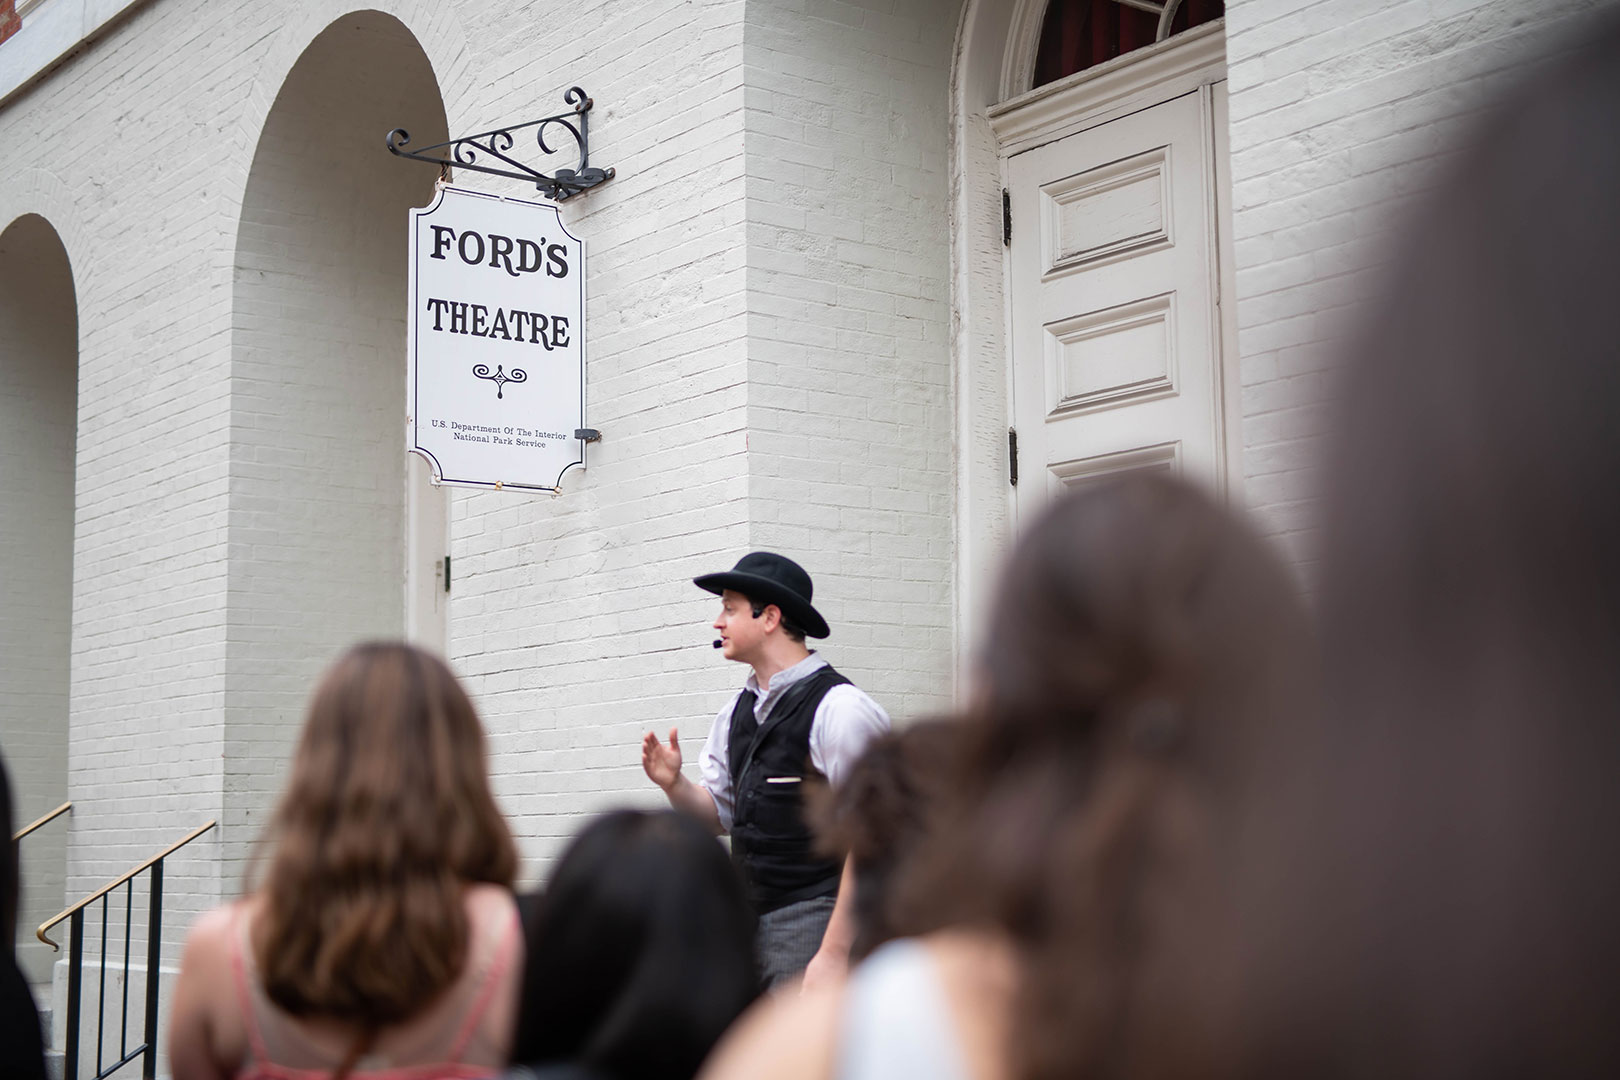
641 728 683 791
642 729 723 835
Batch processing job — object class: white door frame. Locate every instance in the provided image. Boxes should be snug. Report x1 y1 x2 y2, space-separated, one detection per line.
405 455 450 655
948 7 1233 684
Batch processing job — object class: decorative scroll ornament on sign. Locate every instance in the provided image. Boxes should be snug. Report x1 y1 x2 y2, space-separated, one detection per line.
473 363 526 399
386 87 615 201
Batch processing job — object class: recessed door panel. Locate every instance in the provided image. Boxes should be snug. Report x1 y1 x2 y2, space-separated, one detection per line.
1009 88 1224 525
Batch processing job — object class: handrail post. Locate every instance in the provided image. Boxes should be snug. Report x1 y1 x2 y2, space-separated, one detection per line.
143 860 163 1080
66 909 83 1080
32 820 214 1078
97 896 108 1074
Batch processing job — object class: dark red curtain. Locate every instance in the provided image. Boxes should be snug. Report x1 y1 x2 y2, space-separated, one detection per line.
1032 0 1224 88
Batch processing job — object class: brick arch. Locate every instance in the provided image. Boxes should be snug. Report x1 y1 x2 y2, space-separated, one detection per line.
0 198 79 987
0 168 90 311
220 2 476 248
221 4 458 881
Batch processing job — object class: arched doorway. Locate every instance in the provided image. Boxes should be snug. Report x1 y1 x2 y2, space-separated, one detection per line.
0 212 77 985
227 11 449 844
951 0 1236 642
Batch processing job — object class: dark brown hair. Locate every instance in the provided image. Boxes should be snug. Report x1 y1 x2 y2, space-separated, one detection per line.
899 474 1311 1080
511 810 758 1079
254 642 517 1025
746 599 806 644
809 718 960 960
1233 15 1620 1079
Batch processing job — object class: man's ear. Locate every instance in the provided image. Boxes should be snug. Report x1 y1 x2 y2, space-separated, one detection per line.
760 604 783 633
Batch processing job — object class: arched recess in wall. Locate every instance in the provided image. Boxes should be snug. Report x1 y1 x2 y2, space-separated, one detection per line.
0 212 77 985
228 10 449 820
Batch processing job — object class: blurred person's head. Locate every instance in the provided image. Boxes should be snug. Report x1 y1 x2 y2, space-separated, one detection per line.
511 810 758 1080
900 473 1312 1080
1234 15 1620 1079
254 641 517 1026
810 718 960 962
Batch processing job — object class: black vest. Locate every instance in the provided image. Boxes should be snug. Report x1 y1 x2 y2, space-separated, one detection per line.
726 665 850 914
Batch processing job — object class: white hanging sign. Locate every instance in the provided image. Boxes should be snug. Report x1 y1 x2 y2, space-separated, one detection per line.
407 185 585 491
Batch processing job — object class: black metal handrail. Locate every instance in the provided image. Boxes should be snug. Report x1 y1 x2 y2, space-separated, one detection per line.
37 820 217 1080
12 799 71 841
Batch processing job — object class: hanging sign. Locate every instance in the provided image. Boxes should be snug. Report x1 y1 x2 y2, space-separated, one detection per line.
407 185 585 491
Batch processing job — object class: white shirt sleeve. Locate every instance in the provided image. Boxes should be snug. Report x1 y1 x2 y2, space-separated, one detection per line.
808 684 892 788
699 693 741 834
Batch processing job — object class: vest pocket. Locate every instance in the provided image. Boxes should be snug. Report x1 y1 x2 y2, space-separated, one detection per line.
751 782 808 834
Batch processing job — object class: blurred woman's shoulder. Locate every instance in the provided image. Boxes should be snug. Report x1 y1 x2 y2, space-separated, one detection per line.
700 968 844 1080
170 900 254 1078
466 880 520 919
700 929 1015 1080
462 881 525 1062
180 897 257 974
917 930 1015 1080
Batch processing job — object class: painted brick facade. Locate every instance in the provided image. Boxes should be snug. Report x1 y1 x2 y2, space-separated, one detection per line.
0 0 1605 1065
742 0 957 722
453 0 758 873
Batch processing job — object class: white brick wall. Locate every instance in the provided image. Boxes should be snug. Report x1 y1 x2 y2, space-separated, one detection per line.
0 0 478 956
1225 0 1606 573
445 0 756 880
0 0 240 957
741 0 957 722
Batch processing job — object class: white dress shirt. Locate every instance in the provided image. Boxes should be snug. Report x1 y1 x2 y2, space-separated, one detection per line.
698 652 890 834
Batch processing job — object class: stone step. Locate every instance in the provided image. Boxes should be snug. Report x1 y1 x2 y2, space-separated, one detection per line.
38 1002 64 1080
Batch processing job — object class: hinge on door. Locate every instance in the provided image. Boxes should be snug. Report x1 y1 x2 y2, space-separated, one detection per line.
443 555 451 594
1002 189 1011 246
1008 428 1019 487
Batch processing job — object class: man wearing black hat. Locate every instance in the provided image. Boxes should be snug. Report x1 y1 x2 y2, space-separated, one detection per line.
641 551 889 988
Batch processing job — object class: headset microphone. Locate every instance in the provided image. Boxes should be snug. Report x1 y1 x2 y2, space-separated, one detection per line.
712 639 724 648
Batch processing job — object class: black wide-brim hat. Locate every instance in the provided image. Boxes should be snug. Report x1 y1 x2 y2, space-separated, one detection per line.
694 551 830 639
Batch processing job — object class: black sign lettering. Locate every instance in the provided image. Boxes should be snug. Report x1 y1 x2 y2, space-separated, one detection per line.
546 243 569 278
426 228 569 279
425 296 574 352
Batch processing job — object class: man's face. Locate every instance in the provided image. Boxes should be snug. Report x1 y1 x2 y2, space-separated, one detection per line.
713 589 766 663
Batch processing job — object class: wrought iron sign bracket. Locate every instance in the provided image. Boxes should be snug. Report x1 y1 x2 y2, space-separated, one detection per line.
387 87 615 201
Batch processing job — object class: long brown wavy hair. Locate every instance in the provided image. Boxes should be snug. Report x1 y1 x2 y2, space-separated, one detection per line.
895 474 1313 1080
253 642 517 1025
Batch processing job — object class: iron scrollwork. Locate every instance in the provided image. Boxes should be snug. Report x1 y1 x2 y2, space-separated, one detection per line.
387 87 615 201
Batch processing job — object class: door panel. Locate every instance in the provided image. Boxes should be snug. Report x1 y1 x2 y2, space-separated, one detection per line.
1009 88 1222 525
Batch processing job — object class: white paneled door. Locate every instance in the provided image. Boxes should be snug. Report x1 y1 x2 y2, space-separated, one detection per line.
1008 86 1226 526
